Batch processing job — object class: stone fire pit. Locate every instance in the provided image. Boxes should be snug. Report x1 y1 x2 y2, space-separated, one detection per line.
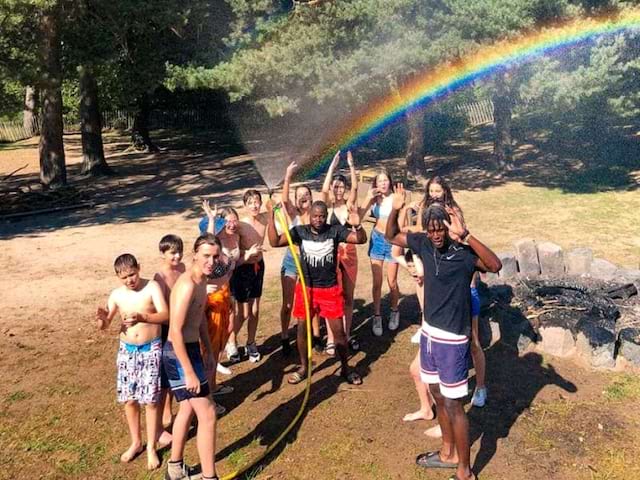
479 239 640 370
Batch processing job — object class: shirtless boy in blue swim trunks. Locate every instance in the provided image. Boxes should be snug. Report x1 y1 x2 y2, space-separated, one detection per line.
164 234 220 480
96 253 169 471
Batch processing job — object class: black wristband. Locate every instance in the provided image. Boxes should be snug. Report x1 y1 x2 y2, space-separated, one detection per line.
460 229 470 241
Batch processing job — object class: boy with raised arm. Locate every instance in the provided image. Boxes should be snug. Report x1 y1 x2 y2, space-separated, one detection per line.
163 234 221 480
96 254 169 470
153 234 186 441
268 199 367 385
385 184 501 480
227 190 268 363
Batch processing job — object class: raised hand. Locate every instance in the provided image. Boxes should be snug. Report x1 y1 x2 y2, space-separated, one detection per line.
347 204 360 226
330 151 341 169
202 199 217 219
392 183 406 210
245 243 263 261
365 186 380 203
346 150 354 168
285 161 298 179
443 206 468 242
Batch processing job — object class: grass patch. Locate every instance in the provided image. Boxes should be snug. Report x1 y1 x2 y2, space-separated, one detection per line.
4 390 30 403
589 447 640 480
227 449 249 469
603 374 640 401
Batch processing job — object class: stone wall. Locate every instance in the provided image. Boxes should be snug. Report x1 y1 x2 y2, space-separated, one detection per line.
481 239 640 371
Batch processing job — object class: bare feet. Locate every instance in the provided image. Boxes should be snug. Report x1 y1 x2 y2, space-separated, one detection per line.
120 442 143 463
403 409 434 422
146 447 161 470
157 430 172 449
424 424 442 438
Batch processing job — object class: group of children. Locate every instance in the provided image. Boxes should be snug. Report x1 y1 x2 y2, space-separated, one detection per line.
97 152 502 480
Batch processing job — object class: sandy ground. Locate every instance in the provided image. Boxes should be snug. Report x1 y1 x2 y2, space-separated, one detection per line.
1 131 640 480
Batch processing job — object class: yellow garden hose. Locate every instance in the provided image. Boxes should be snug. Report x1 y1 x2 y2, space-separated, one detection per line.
219 205 312 480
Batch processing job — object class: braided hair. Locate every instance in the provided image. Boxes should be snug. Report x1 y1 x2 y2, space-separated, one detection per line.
421 202 451 233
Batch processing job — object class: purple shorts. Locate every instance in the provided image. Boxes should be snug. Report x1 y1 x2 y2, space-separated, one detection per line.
419 324 470 399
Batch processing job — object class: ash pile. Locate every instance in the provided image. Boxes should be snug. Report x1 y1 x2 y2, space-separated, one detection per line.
482 278 640 369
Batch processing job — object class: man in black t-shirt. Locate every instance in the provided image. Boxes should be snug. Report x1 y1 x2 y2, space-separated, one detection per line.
386 184 501 480
268 200 367 385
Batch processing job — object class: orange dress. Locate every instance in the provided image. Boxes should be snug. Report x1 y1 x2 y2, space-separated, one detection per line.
203 283 232 360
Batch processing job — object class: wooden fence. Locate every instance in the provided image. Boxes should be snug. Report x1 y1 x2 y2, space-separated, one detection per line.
455 98 495 126
0 117 39 143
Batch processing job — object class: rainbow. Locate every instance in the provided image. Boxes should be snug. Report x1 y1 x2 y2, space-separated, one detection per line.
301 8 640 179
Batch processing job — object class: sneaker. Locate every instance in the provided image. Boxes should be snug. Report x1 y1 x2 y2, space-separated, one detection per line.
247 342 261 363
372 315 383 337
165 461 193 480
388 310 400 331
226 343 240 363
471 387 487 407
216 363 232 375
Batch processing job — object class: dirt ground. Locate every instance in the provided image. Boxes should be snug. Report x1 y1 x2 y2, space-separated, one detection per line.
1 130 640 480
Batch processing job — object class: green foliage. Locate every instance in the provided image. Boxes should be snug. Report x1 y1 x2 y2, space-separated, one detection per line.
174 0 572 118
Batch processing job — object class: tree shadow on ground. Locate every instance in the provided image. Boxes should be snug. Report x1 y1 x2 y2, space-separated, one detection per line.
3 112 638 240
0 128 263 240
468 283 577 475
210 292 416 478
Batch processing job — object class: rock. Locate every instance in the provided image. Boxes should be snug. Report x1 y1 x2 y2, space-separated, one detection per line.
575 329 616 369
538 242 565 277
514 239 540 277
538 325 576 357
618 269 640 292
482 271 500 284
618 328 640 367
517 323 539 354
565 248 593 276
489 320 501 347
497 252 518 280
590 258 618 282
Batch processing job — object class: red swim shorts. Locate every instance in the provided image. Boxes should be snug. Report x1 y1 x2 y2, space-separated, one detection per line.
293 283 344 320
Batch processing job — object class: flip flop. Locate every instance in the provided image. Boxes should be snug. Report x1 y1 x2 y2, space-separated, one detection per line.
212 385 234 396
288 370 307 385
448 475 476 480
415 451 458 469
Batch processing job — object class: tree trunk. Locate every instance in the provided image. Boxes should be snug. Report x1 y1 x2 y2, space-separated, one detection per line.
38 7 66 189
23 86 39 135
405 108 426 183
131 94 158 152
493 74 514 171
79 67 112 176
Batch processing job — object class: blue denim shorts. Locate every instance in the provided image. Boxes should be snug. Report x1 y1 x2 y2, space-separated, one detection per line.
281 249 297 278
368 229 396 263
